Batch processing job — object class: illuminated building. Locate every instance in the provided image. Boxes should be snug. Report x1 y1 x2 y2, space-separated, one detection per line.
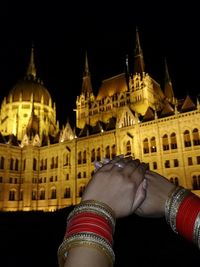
0 30 200 211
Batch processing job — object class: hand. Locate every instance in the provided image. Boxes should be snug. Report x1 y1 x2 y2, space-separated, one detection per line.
82 157 147 218
135 170 176 217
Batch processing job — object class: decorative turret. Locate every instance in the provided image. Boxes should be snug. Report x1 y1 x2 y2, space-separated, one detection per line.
133 28 145 75
164 59 175 104
81 51 93 96
26 44 37 79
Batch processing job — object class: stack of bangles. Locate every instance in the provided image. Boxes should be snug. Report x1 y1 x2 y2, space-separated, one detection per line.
57 200 116 267
165 186 200 248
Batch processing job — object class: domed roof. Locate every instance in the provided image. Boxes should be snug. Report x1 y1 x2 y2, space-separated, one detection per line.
8 77 52 105
7 45 52 106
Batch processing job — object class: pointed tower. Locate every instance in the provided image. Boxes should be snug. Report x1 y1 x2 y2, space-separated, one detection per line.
26 43 37 79
164 59 175 104
81 51 93 95
133 27 145 75
76 51 95 129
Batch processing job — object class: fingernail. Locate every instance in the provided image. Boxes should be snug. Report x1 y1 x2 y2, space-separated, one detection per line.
102 158 110 164
94 161 103 169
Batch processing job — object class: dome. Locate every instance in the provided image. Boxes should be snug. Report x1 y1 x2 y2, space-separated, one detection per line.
7 78 52 105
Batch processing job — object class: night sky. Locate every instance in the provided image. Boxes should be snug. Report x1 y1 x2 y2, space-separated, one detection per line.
0 1 199 127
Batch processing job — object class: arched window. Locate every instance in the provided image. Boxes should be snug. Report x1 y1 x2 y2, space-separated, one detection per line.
150 137 157 152
79 186 85 197
9 190 16 201
78 172 82 179
162 134 169 150
97 147 101 161
153 162 157 169
40 159 44 170
192 175 198 190
143 138 149 154
45 159 47 170
170 133 177 149
23 159 26 170
78 151 82 164
64 188 71 198
83 150 87 164
0 156 4 169
33 158 37 171
39 190 45 200
10 158 14 170
192 128 200 146
15 159 19 171
55 156 58 168
19 190 23 201
184 130 191 147
32 190 37 200
91 149 95 162
111 145 116 159
51 157 54 169
105 146 110 159
126 140 131 155
174 177 179 186
51 188 57 199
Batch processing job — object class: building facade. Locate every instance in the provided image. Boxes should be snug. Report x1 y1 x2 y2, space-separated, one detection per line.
0 30 200 211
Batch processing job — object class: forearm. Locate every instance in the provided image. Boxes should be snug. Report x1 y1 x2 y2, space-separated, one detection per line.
58 200 115 267
64 247 111 267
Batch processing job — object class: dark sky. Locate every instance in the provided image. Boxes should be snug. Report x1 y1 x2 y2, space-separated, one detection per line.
0 1 199 127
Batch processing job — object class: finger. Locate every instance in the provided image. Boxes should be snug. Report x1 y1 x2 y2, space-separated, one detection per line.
129 162 147 186
122 159 140 177
102 158 110 164
131 179 147 211
94 161 103 170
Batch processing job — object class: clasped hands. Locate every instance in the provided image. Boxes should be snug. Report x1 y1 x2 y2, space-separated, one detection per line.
81 155 176 218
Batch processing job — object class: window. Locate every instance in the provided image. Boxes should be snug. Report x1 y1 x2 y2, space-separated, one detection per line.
10 158 14 170
19 190 23 201
170 177 179 186
79 186 85 197
66 174 69 180
64 188 71 198
111 145 116 159
0 156 4 169
170 133 177 149
32 190 37 200
15 159 19 171
126 140 131 155
184 130 191 147
174 159 179 167
91 149 95 162
188 157 193 165
150 137 157 153
165 160 170 168
83 150 87 164
39 190 45 200
78 151 82 164
0 177 3 183
78 172 81 179
143 138 149 154
9 190 15 201
192 175 200 190
153 162 157 169
162 134 169 150
105 146 110 159
97 147 101 161
193 128 200 146
33 158 37 171
51 188 57 199
197 156 200 165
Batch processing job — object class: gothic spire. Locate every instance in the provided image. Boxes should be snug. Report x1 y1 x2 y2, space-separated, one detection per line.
133 27 145 75
26 43 36 79
164 59 175 103
81 51 93 95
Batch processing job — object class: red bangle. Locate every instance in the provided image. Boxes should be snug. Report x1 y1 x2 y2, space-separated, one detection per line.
176 193 200 241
